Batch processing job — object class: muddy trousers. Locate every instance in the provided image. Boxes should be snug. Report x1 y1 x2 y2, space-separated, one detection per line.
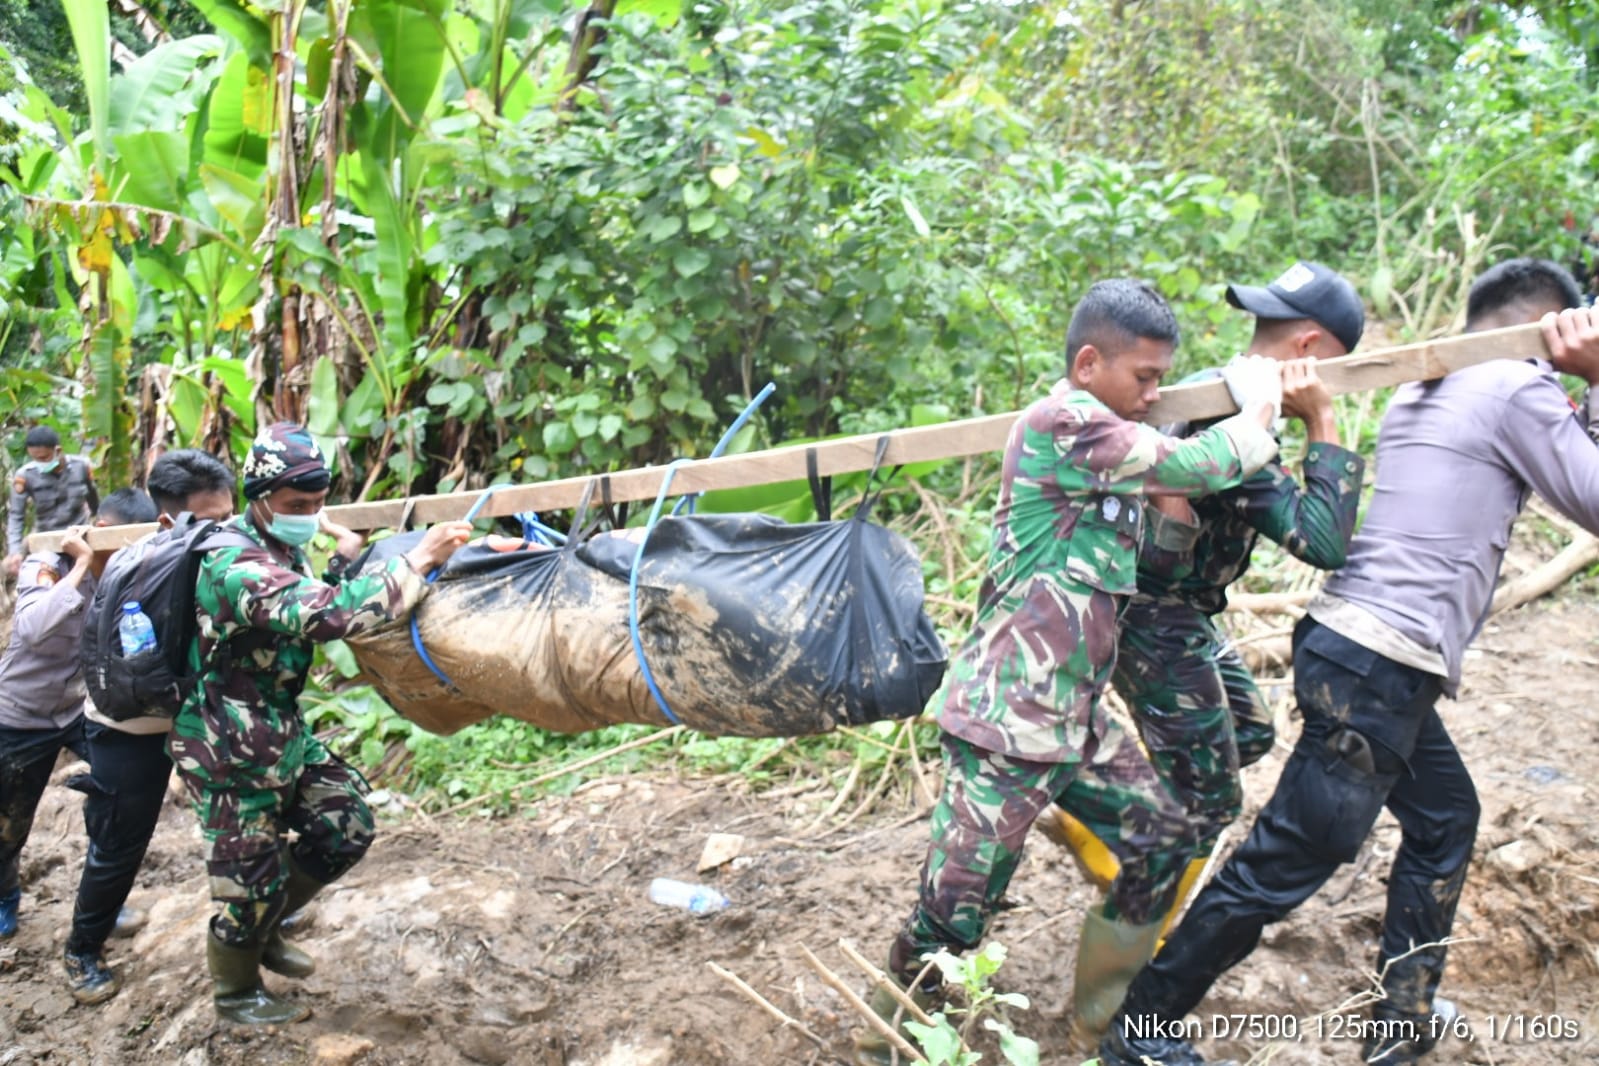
1103 607 1276 852
1116 618 1476 1027
177 752 375 945
66 723 173 955
890 730 1194 984
0 719 87 895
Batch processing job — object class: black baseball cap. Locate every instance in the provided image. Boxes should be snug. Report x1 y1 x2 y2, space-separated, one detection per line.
24 426 60 449
1225 261 1365 354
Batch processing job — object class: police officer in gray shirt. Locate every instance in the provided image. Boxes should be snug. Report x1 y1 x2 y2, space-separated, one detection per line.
0 489 156 946
5 426 100 577
1100 259 1599 1066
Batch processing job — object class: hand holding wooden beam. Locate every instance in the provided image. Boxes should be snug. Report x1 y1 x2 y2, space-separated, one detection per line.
31 322 1549 552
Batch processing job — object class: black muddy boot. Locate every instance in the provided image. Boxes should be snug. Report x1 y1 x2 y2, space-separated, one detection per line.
208 932 312 1025
1099 1021 1238 1066
1361 995 1458 1064
63 948 121 1005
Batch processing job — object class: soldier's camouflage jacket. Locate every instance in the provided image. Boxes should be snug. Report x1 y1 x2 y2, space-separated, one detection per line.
935 383 1277 763
1130 369 1365 617
169 516 426 792
7 456 98 556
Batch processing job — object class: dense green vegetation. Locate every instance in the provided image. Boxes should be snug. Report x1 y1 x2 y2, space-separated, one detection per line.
2 0 1597 802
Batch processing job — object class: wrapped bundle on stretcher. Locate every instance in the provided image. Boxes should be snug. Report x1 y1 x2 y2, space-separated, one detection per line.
344 511 948 738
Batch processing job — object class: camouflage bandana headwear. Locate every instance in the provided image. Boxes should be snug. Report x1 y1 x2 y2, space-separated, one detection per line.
242 422 331 500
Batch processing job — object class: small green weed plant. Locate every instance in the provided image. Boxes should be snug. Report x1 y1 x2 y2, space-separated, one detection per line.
905 943 1041 1066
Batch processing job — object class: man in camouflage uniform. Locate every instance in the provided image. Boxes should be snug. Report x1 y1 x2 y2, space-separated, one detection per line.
5 425 99 577
857 280 1287 1064
170 423 471 1025
1099 267 1599 1066
1044 262 1367 936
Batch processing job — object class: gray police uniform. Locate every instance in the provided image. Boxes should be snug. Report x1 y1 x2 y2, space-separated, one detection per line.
7 456 98 556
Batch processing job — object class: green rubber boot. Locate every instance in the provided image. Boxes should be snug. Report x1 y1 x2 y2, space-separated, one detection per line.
261 858 325 979
853 976 938 1066
1068 902 1164 1049
207 933 312 1025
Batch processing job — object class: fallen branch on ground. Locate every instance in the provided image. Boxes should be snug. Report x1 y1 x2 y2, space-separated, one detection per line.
706 961 828 1049
801 942 928 1064
1491 531 1599 614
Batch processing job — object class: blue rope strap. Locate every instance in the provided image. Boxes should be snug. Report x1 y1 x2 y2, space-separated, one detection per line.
410 485 499 689
631 383 777 723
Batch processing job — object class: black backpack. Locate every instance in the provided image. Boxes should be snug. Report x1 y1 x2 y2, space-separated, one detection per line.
81 514 256 721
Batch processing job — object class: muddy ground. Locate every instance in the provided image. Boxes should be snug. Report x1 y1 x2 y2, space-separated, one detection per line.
2 599 1597 1066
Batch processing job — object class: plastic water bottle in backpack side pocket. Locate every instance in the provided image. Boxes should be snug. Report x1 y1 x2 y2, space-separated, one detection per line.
118 601 158 656
647 877 730 916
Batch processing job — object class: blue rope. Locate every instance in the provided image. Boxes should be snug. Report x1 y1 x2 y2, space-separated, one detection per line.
411 486 498 689
627 459 693 723
672 383 777 516
631 383 778 723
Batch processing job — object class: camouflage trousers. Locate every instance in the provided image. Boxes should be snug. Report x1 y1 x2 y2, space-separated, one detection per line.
891 729 1193 984
1110 603 1275 851
174 735 374 945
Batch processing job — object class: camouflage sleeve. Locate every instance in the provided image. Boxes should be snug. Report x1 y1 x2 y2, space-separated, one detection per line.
1051 406 1276 499
7 475 27 556
1581 387 1599 444
1223 444 1364 570
1138 507 1202 580
207 546 427 642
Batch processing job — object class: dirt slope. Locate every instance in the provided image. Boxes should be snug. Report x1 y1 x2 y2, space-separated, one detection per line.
2 601 1597 1066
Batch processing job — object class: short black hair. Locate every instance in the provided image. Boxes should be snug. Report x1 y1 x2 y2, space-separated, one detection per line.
1064 279 1180 371
25 426 60 449
146 449 237 516
1466 258 1582 325
99 488 158 526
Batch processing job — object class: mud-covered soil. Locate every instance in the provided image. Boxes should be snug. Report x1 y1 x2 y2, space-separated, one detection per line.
2 601 1597 1066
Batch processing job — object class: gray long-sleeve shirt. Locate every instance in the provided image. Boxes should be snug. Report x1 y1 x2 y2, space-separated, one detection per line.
1321 357 1599 695
0 551 94 729
7 455 98 556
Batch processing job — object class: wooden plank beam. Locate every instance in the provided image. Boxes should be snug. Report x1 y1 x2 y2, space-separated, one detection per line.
30 322 1549 551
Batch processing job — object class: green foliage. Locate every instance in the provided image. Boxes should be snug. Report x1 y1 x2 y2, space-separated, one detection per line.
4 0 1599 819
905 943 1041 1066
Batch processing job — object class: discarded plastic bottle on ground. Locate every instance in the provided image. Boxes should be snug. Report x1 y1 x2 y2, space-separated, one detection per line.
648 877 730 916
118 601 158 656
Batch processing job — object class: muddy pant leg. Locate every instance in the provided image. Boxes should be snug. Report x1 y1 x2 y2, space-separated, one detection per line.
1376 708 1478 1016
1213 629 1274 768
283 747 374 885
0 721 82 895
1114 617 1242 856
1059 716 1195 925
68 724 174 954
1118 618 1439 1024
890 735 1074 985
185 782 292 945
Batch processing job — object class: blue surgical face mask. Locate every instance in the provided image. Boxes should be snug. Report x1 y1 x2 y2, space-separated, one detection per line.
265 508 322 547
38 458 59 474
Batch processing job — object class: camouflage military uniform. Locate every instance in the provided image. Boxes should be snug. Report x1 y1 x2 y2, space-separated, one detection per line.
890 384 1277 977
1113 396 1364 851
7 456 98 556
169 516 426 944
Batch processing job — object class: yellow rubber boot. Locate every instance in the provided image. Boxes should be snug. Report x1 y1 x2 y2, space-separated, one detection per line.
1155 855 1210 951
1067 902 1163 1050
1035 808 1119 894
